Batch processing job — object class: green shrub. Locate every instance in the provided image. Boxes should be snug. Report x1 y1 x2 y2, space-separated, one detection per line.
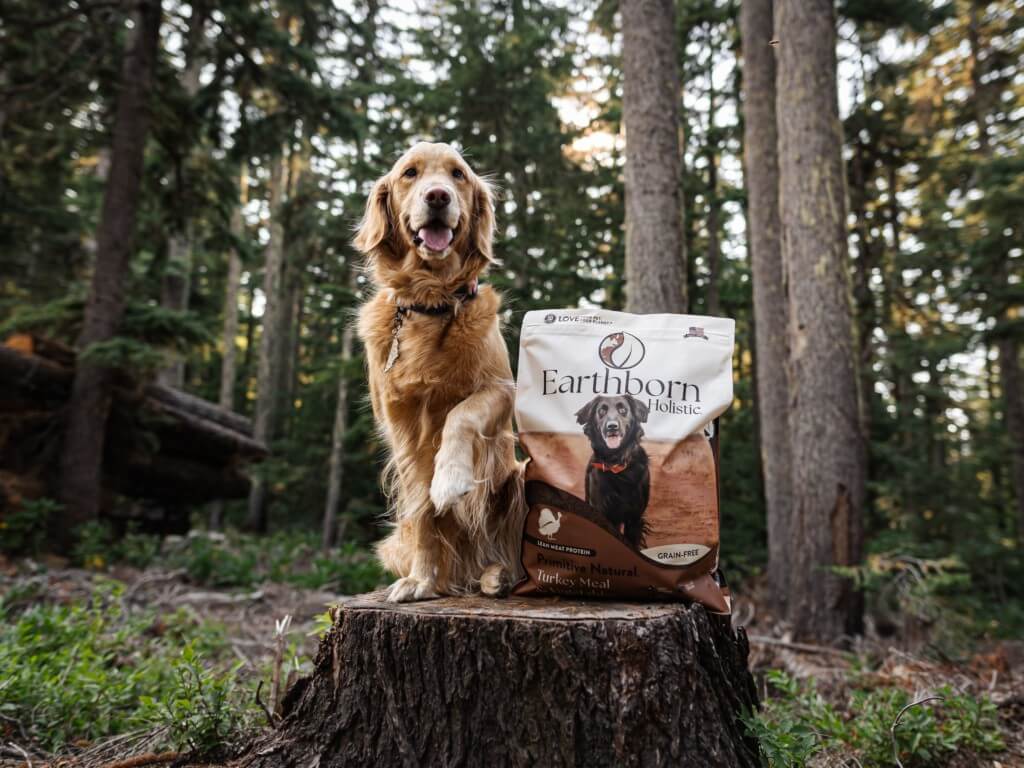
0 582 254 753
0 497 60 556
745 671 1005 767
160 531 386 593
138 644 252 755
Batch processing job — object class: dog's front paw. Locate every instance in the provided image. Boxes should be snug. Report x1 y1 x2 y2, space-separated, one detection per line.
386 575 439 603
430 460 475 513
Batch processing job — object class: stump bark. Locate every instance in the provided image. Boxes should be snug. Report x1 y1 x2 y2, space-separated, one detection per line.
242 592 760 768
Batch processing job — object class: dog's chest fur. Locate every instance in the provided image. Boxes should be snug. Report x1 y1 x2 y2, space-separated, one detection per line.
359 286 503 407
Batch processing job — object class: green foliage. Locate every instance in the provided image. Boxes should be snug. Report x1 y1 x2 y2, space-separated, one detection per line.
0 497 61 556
746 671 1005 767
163 532 386 593
0 583 249 753
79 337 167 375
138 644 252 755
69 527 387 593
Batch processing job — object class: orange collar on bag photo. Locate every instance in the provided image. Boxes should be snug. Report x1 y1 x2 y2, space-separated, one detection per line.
590 460 629 474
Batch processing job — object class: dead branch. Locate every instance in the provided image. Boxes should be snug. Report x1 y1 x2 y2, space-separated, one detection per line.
95 751 179 768
747 634 851 657
255 680 277 727
890 695 944 768
3 742 32 768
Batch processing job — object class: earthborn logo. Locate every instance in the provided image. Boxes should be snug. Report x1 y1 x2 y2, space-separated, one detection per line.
598 332 645 370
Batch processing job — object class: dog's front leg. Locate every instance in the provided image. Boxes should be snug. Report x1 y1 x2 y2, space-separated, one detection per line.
385 511 442 602
430 381 515 512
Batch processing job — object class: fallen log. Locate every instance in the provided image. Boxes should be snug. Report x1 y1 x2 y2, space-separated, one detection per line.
107 453 252 503
0 335 264 506
145 400 266 459
240 592 761 768
145 383 253 436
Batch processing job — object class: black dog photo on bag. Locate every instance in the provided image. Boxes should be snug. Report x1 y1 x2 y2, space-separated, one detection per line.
575 394 651 548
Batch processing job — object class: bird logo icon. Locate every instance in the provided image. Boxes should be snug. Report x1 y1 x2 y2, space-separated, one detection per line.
598 331 645 369
538 508 562 537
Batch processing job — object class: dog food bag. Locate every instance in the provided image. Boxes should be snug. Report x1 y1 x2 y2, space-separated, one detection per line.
513 309 735 612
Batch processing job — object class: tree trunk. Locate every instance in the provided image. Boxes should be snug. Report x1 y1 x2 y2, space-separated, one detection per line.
704 51 721 317
776 0 865 641
240 593 760 768
209 164 247 531
621 0 686 314
322 311 355 550
246 151 288 533
1000 338 1024 542
219 163 248 411
157 4 207 389
54 0 162 554
966 1 1024 542
740 0 793 612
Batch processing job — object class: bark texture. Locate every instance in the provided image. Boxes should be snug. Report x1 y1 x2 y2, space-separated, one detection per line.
775 0 865 641
246 152 288 533
240 593 760 768
999 337 1024 542
55 1 162 552
621 0 686 313
219 163 248 411
322 313 355 550
741 0 793 610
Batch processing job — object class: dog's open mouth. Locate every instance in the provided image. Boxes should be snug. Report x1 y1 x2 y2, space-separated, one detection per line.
412 221 454 253
603 427 623 450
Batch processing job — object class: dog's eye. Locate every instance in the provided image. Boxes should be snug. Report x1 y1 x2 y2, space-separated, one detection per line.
403 167 417 178
598 406 607 417
618 405 627 415
452 168 465 180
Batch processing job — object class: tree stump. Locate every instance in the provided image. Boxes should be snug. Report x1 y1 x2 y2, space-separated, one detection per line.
242 591 760 767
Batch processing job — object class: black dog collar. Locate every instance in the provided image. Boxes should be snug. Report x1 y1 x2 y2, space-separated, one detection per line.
396 279 481 317
384 280 482 373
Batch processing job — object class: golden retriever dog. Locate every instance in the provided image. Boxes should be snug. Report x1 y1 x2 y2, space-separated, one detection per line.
354 142 525 602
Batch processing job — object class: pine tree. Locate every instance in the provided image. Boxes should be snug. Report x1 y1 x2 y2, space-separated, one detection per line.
740 0 792 609
56 0 163 552
776 0 866 641
620 0 686 313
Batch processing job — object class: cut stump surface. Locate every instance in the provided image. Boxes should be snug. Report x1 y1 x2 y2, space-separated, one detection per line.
241 591 760 768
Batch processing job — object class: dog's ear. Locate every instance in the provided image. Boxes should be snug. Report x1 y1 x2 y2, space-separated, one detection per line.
469 175 497 265
575 397 599 428
353 176 392 256
630 396 650 424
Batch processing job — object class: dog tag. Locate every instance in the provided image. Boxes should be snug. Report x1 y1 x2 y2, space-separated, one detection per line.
384 335 400 373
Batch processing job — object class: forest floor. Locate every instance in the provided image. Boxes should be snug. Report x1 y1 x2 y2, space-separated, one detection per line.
1 534 1023 767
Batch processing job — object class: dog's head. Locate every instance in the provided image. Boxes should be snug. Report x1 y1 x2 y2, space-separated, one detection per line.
575 395 649 455
353 142 496 286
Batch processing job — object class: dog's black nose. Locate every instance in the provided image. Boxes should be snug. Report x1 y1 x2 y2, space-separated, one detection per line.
425 187 451 209
606 421 620 432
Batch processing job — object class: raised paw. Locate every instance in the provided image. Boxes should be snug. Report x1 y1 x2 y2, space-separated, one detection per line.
386 575 440 603
430 459 475 513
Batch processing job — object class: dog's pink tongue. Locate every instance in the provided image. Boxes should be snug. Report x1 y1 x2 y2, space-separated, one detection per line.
604 434 622 449
417 226 453 252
